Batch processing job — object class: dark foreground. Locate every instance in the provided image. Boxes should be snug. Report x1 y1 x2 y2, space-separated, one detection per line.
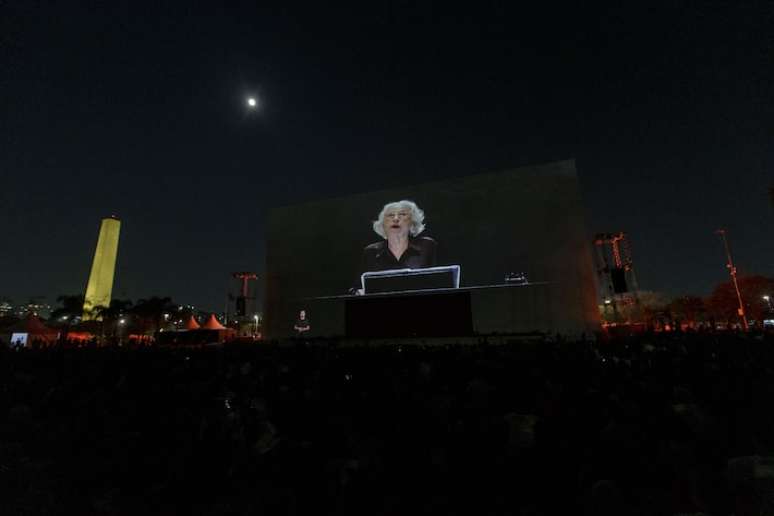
3 333 774 515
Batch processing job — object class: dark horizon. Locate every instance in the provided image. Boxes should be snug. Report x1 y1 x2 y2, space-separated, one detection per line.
3 3 773 312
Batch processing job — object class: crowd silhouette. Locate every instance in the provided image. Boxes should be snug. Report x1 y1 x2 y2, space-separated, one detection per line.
2 332 774 515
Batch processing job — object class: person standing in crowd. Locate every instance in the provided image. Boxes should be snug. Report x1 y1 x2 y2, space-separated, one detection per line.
293 309 310 336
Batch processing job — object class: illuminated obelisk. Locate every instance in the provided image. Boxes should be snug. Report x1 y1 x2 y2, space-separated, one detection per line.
82 216 121 320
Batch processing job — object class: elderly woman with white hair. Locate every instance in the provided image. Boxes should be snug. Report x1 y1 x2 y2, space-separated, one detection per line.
362 200 437 272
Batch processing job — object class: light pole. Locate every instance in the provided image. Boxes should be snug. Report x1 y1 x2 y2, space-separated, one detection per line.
253 314 259 336
715 229 748 330
118 317 126 345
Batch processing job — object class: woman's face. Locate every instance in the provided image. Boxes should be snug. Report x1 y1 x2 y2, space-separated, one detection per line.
383 207 411 238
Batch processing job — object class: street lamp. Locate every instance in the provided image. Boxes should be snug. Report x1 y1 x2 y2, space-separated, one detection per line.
764 295 772 311
253 314 259 336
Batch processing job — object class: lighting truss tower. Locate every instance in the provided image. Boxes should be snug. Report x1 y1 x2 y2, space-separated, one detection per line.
83 216 121 320
715 229 748 330
593 232 641 321
232 272 257 317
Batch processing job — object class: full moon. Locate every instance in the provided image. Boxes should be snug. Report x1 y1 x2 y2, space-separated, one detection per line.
247 97 257 107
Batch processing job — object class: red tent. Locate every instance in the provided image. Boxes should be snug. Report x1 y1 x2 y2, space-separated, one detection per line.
201 314 226 330
184 316 201 330
155 314 235 346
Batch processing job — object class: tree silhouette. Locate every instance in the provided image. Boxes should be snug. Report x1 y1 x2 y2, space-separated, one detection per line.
131 296 176 334
706 275 774 325
50 294 85 322
92 299 133 339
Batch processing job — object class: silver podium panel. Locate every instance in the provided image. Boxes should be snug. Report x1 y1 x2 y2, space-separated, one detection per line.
361 265 461 294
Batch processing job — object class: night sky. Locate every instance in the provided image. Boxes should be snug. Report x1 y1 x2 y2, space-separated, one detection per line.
2 2 773 312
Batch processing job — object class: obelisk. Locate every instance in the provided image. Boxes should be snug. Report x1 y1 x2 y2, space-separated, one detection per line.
82 216 121 320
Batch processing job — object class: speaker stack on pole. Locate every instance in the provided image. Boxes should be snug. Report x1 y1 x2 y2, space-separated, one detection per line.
593 232 641 324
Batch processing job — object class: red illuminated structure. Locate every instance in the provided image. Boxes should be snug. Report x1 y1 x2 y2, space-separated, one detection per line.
593 232 641 322
232 272 257 317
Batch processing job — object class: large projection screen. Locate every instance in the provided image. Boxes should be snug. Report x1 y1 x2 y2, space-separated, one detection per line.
264 160 599 338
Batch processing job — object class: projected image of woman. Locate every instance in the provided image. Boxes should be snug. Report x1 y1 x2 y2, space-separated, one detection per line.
363 200 437 272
